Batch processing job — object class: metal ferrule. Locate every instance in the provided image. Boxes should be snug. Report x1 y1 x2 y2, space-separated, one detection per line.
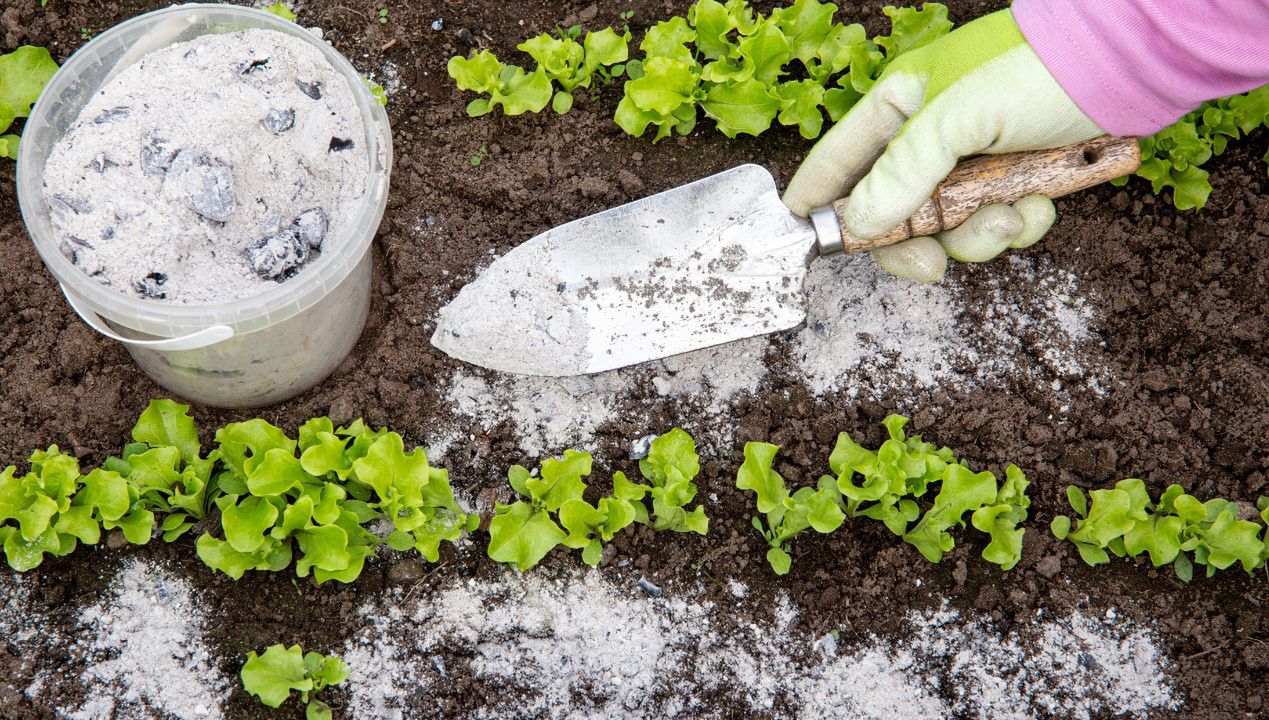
810 205 843 256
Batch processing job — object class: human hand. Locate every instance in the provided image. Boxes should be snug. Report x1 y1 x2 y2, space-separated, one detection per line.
783 10 1103 283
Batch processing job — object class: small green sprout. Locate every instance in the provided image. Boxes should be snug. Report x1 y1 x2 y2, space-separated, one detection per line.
262 2 297 22
241 644 349 720
363 76 388 106
378 7 389 24
470 144 488 167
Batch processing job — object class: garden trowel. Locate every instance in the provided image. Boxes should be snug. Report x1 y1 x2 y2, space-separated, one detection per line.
432 136 1139 376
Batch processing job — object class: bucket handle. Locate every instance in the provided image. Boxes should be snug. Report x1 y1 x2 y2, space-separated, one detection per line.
61 285 235 352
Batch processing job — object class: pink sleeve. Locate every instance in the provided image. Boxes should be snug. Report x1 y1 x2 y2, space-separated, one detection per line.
1012 0 1269 136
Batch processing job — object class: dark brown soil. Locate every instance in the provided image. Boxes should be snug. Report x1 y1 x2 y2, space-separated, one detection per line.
1 1 1266 719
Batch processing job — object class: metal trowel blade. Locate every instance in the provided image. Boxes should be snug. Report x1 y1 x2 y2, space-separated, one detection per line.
431 164 817 376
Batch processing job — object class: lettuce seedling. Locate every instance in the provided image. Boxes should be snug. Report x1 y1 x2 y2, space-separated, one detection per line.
736 441 843 574
1114 85 1267 210
637 428 709 535
198 417 474 583
0 46 59 159
969 465 1031 570
449 26 629 118
103 399 216 542
449 1 953 141
519 27 631 113
0 447 132 570
345 424 477 563
487 450 590 570
559 472 647 566
743 415 1031 574
830 415 951 534
448 50 553 116
1053 480 1267 580
241 644 348 720
834 416 1030 569
262 2 298 21
902 465 1029 567
618 0 951 141
489 428 708 570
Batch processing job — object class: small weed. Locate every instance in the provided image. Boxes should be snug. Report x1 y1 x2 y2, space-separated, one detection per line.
619 9 634 33
378 7 389 24
470 144 488 167
80 27 93 40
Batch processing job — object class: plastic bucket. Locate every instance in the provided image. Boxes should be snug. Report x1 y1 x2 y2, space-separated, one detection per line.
16 4 392 409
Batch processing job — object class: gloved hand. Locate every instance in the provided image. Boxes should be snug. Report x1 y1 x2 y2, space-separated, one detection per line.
783 9 1104 283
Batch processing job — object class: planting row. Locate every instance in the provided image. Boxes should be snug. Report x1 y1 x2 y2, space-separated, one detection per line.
1 400 1266 581
2 2 1265 207
444 0 1269 210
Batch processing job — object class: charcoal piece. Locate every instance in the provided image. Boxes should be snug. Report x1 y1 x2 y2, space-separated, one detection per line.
637 578 663 597
58 235 92 264
90 152 127 173
329 137 354 152
238 57 270 75
50 193 92 216
140 131 178 175
295 79 323 99
133 271 168 299
261 212 284 236
93 106 131 124
291 208 328 250
247 231 309 282
163 149 235 222
262 108 295 134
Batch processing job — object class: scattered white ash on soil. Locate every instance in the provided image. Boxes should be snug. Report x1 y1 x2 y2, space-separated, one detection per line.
446 335 769 457
440 252 1110 456
371 60 403 97
65 559 229 720
794 253 1112 401
0 572 68 707
43 28 368 304
343 570 1178 720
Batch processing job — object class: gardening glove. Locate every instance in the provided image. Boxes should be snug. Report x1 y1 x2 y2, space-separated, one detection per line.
783 9 1104 283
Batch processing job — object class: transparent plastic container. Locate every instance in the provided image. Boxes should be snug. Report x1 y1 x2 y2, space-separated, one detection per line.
16 4 392 408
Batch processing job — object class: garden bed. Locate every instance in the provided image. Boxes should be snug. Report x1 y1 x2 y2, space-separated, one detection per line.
0 0 1266 718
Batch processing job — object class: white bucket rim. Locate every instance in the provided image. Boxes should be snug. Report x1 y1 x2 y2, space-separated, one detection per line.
16 3 392 338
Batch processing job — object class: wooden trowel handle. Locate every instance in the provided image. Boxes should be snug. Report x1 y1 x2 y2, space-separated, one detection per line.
821 135 1141 254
